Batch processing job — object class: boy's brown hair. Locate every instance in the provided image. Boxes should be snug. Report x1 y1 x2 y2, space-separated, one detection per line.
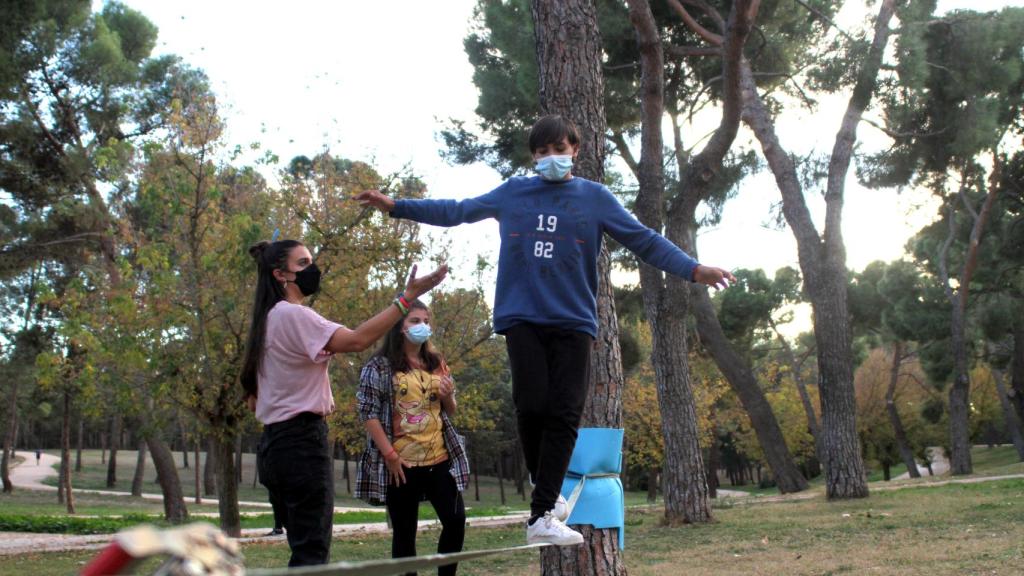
528 114 580 153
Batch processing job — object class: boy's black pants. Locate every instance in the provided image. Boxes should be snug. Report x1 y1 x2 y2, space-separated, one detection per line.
257 412 334 566
386 462 466 576
504 322 592 518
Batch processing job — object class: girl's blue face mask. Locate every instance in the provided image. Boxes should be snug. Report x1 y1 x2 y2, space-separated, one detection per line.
535 154 573 181
406 323 432 345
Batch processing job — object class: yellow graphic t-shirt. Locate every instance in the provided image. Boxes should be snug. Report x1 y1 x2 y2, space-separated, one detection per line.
392 368 447 467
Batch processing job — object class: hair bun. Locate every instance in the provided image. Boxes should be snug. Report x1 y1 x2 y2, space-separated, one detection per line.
248 241 270 261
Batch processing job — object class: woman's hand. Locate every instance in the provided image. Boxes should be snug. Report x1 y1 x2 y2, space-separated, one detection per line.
245 395 257 412
384 450 407 486
354 189 396 212
405 263 449 301
438 374 455 402
693 265 736 291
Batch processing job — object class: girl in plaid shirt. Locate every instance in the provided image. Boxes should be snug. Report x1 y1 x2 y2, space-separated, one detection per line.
356 299 470 575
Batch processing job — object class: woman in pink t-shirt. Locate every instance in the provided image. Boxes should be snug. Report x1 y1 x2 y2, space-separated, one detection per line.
240 238 447 567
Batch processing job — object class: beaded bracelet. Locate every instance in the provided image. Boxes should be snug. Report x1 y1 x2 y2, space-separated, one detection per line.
394 296 409 316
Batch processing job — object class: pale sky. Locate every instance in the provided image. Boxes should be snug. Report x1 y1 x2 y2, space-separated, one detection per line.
119 0 1022 322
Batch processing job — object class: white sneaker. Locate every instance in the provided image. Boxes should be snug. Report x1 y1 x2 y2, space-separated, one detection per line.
529 477 570 521
526 511 584 546
553 493 569 521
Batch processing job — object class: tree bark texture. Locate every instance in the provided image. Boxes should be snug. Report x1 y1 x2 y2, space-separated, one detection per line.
107 414 121 488
531 0 626 573
633 0 781 519
61 389 75 513
75 416 84 473
991 368 1024 461
1012 319 1024 426
204 437 217 496
214 433 241 536
945 176 1000 475
145 434 189 524
131 437 147 497
886 342 920 477
1 373 18 493
737 0 899 498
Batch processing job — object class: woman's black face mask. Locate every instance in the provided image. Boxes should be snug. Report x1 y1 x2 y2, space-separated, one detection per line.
291 262 322 296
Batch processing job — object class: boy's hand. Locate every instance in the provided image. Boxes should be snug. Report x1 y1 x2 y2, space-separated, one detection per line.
354 189 396 212
693 265 736 290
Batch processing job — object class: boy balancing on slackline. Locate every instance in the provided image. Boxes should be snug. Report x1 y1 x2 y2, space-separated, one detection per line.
356 114 735 546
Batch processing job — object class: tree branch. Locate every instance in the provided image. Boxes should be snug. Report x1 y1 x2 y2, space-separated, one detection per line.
609 130 641 179
665 44 722 59
823 0 897 260
685 0 726 33
792 0 855 42
667 0 724 46
668 0 759 222
958 157 1001 312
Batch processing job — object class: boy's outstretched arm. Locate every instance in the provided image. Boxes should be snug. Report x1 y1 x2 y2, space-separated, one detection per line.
355 186 502 227
600 188 735 290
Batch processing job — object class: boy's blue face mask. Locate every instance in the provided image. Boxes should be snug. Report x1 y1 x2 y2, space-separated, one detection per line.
535 154 573 181
406 323 432 345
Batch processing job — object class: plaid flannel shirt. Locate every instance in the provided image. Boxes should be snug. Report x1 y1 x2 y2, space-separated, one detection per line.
355 355 471 506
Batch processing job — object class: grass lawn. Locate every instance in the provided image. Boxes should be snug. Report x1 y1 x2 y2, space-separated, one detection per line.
6 476 1022 575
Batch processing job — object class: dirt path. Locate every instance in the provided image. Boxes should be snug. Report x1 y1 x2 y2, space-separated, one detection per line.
4 454 530 556
7 451 367 513
893 447 950 480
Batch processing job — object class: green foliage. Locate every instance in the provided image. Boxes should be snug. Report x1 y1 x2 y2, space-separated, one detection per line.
715 266 801 354
862 6 1024 188
0 513 158 535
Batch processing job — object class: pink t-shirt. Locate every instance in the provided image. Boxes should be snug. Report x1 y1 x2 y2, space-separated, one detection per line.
255 301 343 425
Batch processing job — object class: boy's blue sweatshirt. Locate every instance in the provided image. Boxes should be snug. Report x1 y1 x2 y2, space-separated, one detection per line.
391 175 699 338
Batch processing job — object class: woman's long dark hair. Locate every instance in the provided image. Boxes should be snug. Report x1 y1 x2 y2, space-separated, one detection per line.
240 239 302 397
373 299 445 374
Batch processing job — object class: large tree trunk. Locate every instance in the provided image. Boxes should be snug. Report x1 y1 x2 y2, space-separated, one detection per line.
737 0 898 497
180 420 189 470
61 390 75 513
214 433 241 536
1 373 18 493
886 342 920 477
692 290 808 492
938 154 1001 477
531 1 626 573
234 434 243 484
75 416 84 473
131 437 147 497
631 0 764 520
992 368 1024 461
145 434 189 524
107 414 121 488
947 298 974 474
1012 318 1024 425
497 453 506 506
194 440 202 505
